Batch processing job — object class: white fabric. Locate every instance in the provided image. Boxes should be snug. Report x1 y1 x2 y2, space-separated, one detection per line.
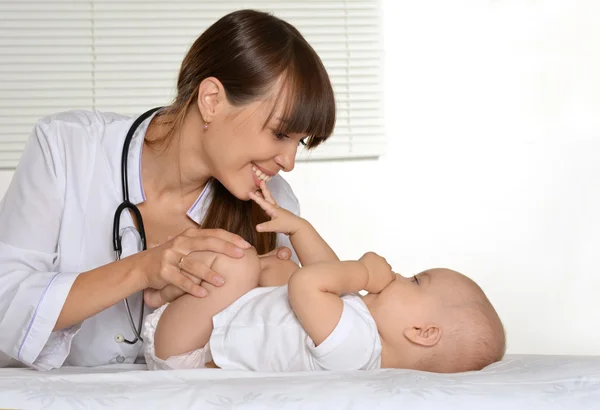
141 303 213 370
210 286 381 371
141 286 381 372
0 109 300 370
0 355 598 409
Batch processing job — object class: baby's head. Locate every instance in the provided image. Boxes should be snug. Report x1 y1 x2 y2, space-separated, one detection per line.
364 266 505 373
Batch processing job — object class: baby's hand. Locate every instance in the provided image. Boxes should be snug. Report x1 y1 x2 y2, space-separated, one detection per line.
358 252 395 294
249 181 306 236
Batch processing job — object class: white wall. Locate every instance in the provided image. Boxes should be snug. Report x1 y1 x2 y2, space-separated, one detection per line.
1 0 599 356
287 0 600 356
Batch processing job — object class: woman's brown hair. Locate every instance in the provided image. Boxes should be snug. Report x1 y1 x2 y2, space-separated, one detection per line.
152 9 336 254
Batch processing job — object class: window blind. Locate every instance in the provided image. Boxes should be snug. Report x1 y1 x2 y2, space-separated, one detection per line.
0 0 384 168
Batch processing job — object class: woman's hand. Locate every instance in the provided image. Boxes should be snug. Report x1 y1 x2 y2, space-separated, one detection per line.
143 243 295 308
136 227 251 306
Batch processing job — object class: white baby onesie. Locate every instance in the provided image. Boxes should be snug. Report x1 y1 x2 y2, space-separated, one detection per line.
143 285 382 372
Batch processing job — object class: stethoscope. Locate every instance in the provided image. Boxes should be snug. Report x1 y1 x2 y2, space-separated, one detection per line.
112 106 163 344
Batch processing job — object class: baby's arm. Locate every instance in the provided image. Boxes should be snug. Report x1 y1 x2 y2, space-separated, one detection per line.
249 183 395 345
153 248 261 360
288 253 394 346
250 181 338 266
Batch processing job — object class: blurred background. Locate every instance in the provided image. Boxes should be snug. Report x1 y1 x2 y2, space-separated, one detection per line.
1 0 599 356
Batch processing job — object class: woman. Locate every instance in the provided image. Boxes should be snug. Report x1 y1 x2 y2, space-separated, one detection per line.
0 9 335 370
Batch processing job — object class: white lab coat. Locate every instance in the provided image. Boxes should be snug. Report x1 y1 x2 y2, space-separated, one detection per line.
0 109 300 370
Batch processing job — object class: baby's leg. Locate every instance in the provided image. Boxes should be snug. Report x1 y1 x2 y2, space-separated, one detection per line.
153 247 261 361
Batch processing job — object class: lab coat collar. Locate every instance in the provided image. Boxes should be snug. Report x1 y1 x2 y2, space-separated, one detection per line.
126 109 212 225
125 110 155 207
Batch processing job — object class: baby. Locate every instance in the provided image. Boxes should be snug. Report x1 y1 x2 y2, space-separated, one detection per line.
142 182 506 373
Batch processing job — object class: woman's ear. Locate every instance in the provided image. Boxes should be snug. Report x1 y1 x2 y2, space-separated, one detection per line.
403 325 442 347
196 77 224 124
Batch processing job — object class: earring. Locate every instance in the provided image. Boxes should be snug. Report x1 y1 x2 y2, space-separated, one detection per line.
203 122 208 130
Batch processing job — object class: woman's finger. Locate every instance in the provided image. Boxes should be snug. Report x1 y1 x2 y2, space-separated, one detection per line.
178 236 247 258
158 285 185 305
159 273 204 304
180 257 225 287
169 269 207 298
181 270 202 285
182 227 251 250
200 281 213 293
143 288 166 309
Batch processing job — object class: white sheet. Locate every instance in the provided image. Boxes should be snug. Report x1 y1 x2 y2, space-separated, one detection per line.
1 354 599 409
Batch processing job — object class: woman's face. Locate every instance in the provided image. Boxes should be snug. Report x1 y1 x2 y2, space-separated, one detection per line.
198 79 307 200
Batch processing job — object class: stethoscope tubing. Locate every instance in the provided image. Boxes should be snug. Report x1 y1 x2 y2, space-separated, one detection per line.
113 106 163 345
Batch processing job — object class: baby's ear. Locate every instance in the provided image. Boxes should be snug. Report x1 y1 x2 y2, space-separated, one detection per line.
404 325 442 347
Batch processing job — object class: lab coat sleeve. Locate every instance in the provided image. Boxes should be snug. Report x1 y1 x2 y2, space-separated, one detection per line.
0 120 80 370
268 175 301 264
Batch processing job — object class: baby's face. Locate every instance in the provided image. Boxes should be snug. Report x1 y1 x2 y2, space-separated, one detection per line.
365 268 470 344
366 267 504 372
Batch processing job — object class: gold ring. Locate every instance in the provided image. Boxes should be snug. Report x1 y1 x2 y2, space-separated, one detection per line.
178 254 186 271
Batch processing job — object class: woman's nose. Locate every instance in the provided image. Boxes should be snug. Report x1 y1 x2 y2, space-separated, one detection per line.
275 145 297 172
